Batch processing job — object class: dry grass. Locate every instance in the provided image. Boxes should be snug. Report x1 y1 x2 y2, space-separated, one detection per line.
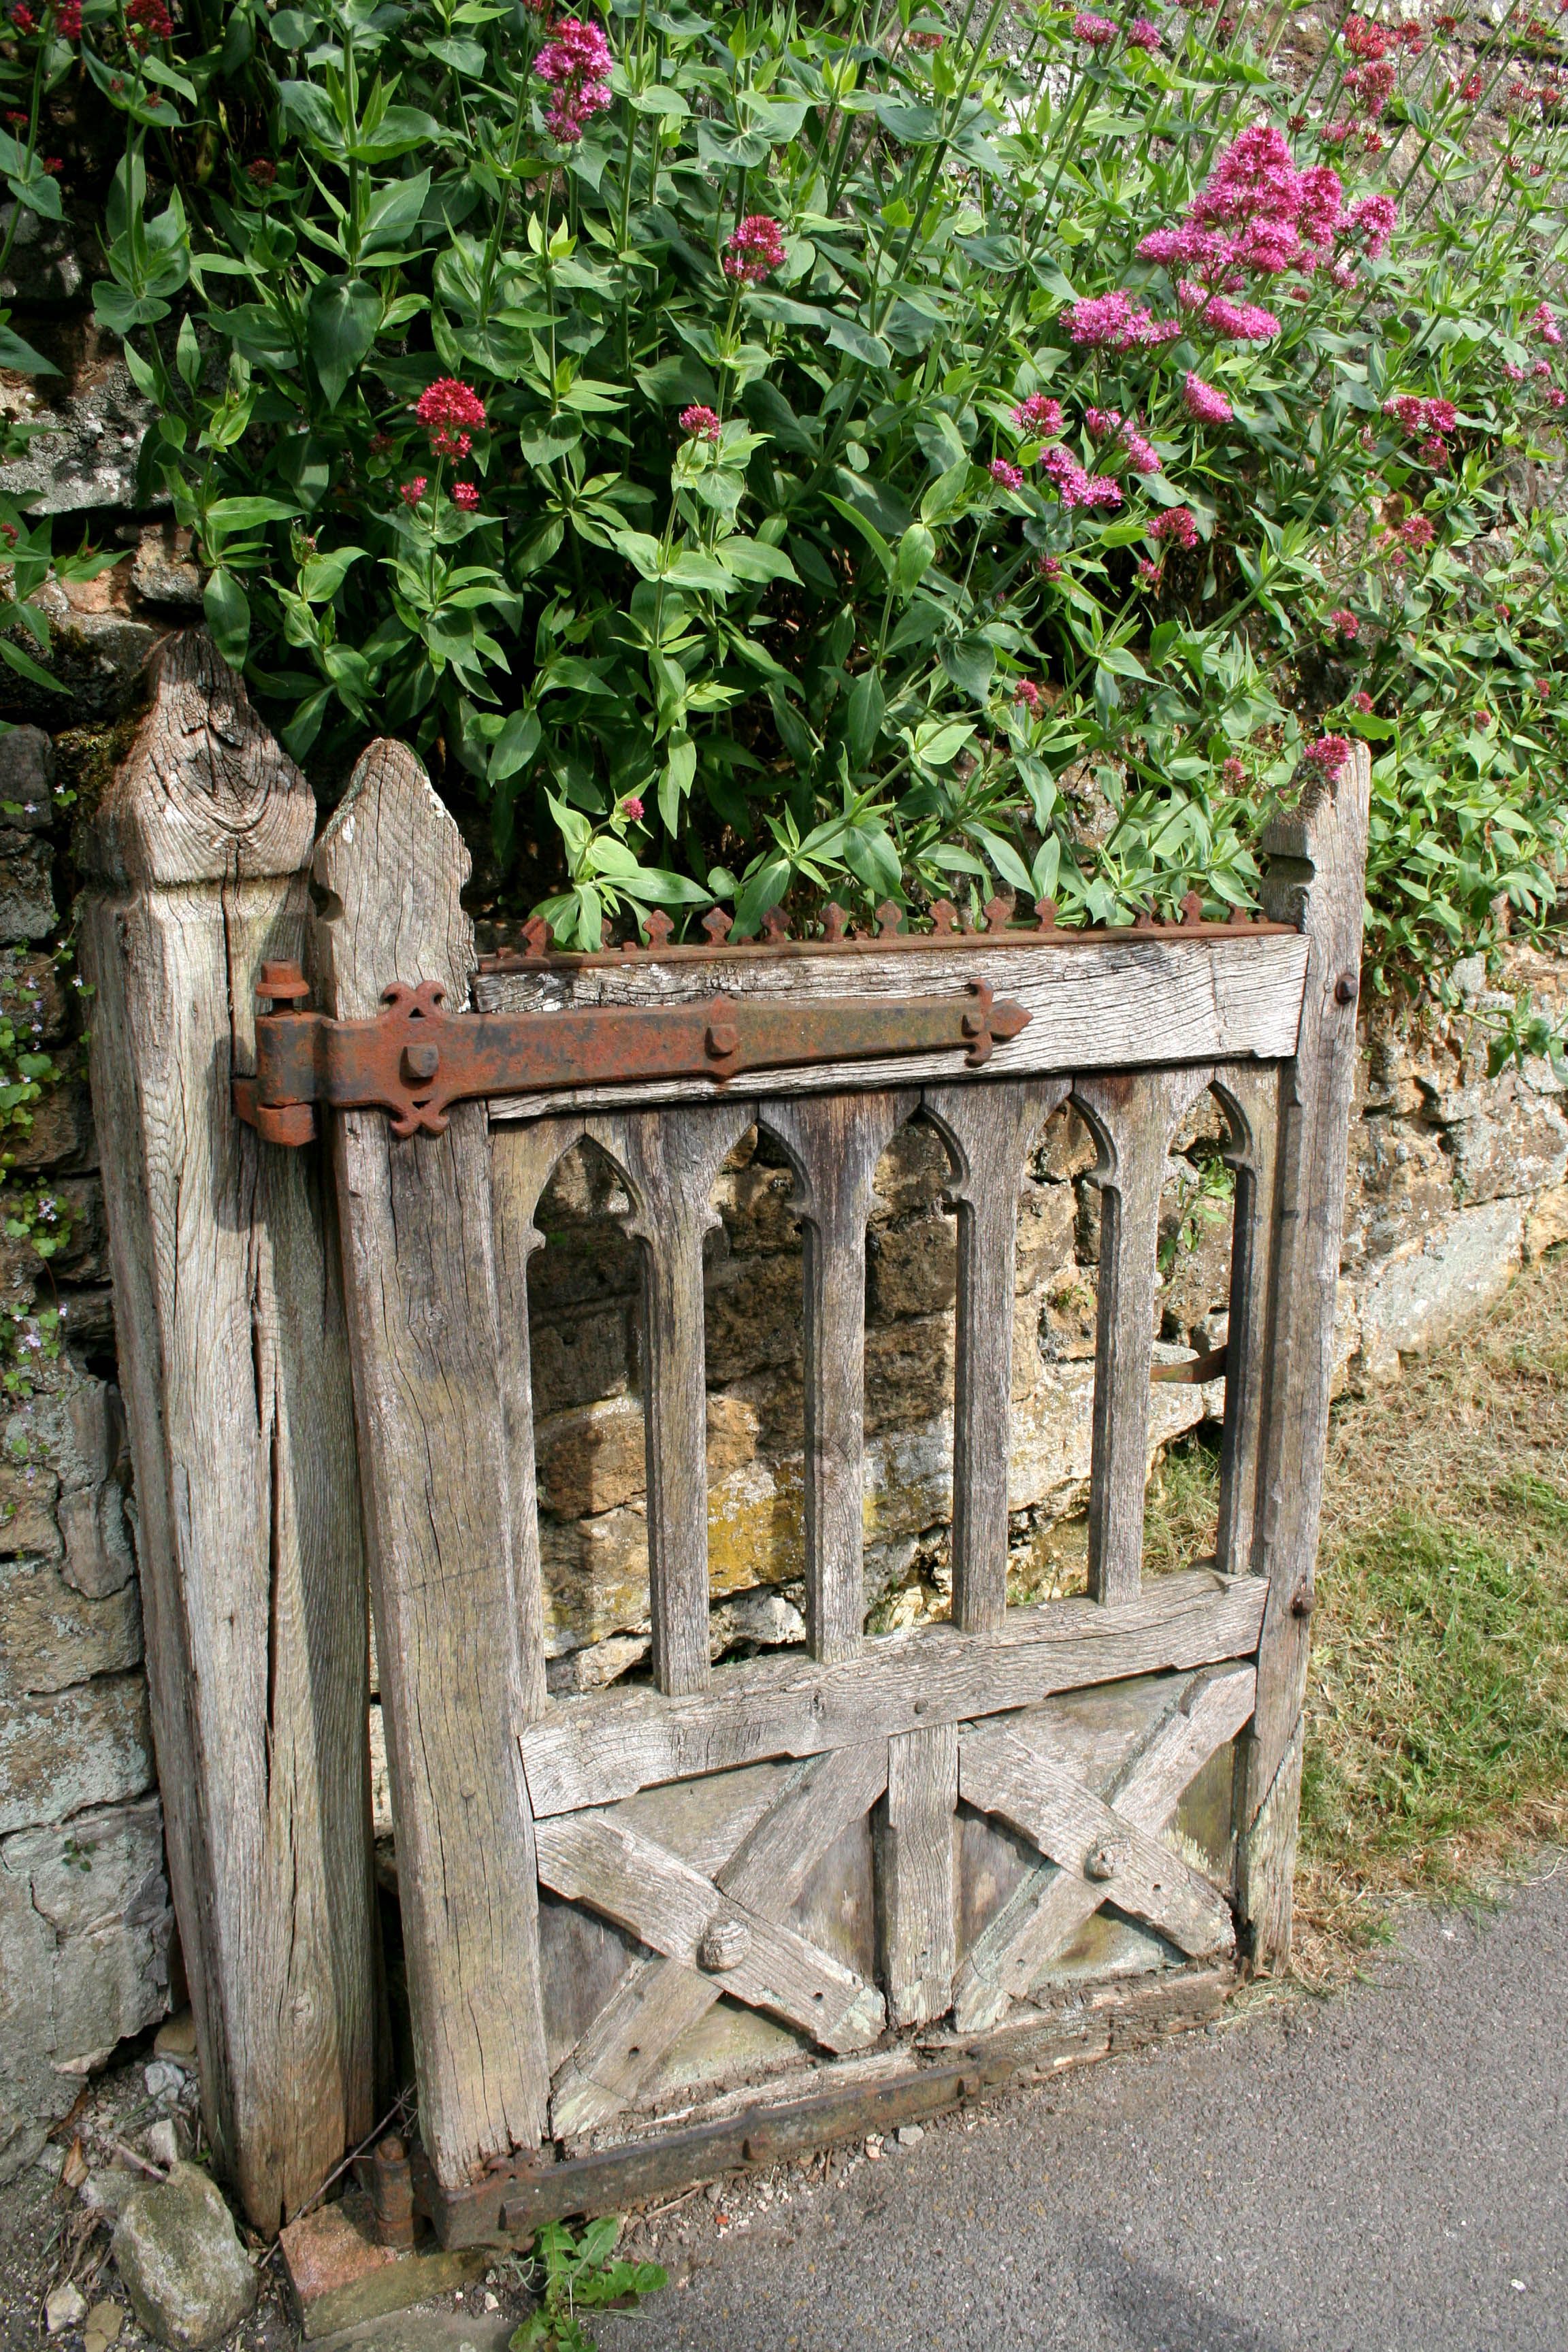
1143 1251 1568 1978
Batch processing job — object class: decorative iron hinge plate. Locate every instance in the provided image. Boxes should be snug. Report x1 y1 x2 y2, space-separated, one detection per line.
231 961 1032 1145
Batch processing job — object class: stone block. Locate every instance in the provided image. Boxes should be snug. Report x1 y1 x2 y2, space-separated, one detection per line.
0 1671 154 1832
1436 1075 1568 1206
867 1207 956 1322
870 1119 952 1215
0 1553 141 1695
0 724 54 828
1039 1264 1098 1361
1015 1178 1077 1290
0 1795 170 2124
863 1311 955 1433
1524 1180 1568 1262
711 1158 800 1254
279 2193 487 2341
129 525 203 611
0 203 84 305
527 1300 633 1416
53 1176 112 1286
1158 1207 1233 1341
1354 1199 1524 1386
704 1250 804 1383
0 355 154 518
0 826 55 939
0 1456 61 1554
536 1394 647 1519
7 1079 95 1169
1341 1113 1454 1269
112 2162 257 2351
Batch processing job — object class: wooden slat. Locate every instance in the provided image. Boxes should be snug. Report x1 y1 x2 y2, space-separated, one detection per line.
551 1740 889 2138
922 1079 1070 1632
476 932 1309 1116
491 1117 587 1723
878 1724 958 2027
1074 1068 1213 1605
959 1718 1236 1959
520 1568 1266 1816
952 1665 1256 2030
80 630 376 2231
535 1812 887 2053
1237 745 1371 1967
581 1105 752 1695
1209 1064 1282 1578
313 740 551 2188
758 1092 917 1661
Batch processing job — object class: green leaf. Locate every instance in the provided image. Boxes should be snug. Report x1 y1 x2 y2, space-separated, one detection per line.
895 523 935 600
939 636 995 705
823 315 890 369
846 670 883 767
0 322 56 374
176 312 201 390
307 276 380 408
821 494 894 583
717 538 799 587
203 568 250 667
300 544 367 602
490 706 542 783
359 169 434 255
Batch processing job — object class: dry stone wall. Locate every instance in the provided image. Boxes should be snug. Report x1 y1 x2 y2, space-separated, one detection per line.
4 204 1568 2153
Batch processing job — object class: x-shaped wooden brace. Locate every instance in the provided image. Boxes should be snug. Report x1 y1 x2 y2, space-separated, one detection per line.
540 1740 889 2140
951 1663 1257 2034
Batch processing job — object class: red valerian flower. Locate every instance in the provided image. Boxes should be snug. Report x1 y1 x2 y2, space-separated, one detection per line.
905 27 943 48
679 403 722 442
416 378 487 434
452 481 480 510
1149 505 1198 549
127 0 174 39
1127 16 1160 50
1011 392 1063 437
10 3 35 29
1301 734 1352 772
1330 606 1360 639
1071 11 1116 44
1036 553 1063 579
1345 193 1396 259
1535 302 1563 346
247 158 278 186
621 796 644 821
1222 755 1245 785
54 0 80 35
534 16 612 143
989 457 1024 490
399 477 429 505
1013 679 1043 711
1352 691 1373 713
1183 372 1233 425
723 214 787 284
429 427 472 459
1137 559 1162 587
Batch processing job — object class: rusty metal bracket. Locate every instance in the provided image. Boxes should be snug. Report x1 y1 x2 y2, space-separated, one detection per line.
1150 1346 1228 1386
231 961 1032 1146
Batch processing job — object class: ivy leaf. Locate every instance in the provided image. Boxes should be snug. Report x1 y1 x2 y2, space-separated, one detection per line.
307 276 380 409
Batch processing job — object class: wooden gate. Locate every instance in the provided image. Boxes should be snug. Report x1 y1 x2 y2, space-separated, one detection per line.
81 636 1367 2240
300 728 1365 2244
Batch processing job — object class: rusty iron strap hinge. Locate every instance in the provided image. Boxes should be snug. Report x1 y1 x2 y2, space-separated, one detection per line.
231 961 1032 1145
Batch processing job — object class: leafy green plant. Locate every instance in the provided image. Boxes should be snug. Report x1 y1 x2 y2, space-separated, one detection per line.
15 0 1568 996
509 2218 667 2352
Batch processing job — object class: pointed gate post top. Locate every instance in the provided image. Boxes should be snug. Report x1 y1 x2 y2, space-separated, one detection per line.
313 737 475 1020
82 627 316 889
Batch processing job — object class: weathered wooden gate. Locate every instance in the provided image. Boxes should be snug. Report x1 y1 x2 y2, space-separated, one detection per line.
283 719 1365 2244
82 634 1367 2243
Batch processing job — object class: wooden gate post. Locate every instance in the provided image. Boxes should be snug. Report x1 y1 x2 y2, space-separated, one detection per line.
1235 742 1371 1967
80 632 377 2230
312 740 551 2189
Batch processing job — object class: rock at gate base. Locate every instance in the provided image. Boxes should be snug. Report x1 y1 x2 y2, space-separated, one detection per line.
110 2161 257 2350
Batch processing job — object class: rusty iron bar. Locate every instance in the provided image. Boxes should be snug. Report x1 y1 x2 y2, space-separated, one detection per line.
477 891 1294 974
355 2136 416 2249
1150 1346 1228 1386
231 962 1032 1146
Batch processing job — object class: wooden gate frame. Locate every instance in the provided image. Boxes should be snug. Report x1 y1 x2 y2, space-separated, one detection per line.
83 631 1367 2235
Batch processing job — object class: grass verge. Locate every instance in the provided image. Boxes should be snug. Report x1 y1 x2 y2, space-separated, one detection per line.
1144 1250 1568 1978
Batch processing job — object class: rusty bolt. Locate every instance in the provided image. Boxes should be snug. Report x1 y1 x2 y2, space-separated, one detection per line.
1335 972 1358 1006
402 1041 440 1084
705 1019 740 1059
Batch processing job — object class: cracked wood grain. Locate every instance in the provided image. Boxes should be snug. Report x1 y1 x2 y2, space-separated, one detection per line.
80 630 376 2231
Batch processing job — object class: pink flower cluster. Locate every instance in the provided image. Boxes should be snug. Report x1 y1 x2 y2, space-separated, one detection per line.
1384 392 1457 468
415 378 487 464
1072 11 1116 44
1149 505 1198 549
55 0 79 33
534 18 612 144
1011 393 1064 437
723 214 787 284
1084 406 1161 472
1134 127 1362 344
453 481 480 510
990 457 1024 491
1066 289 1181 350
1344 58 1396 119
1042 445 1121 510
1013 679 1043 712
1037 553 1064 579
1536 303 1563 347
1345 192 1396 260
1127 16 1160 50
1330 606 1359 640
1301 734 1352 773
1183 372 1232 425
680 404 722 443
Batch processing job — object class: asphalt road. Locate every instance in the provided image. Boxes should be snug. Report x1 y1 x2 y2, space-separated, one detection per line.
598 1868 1568 2352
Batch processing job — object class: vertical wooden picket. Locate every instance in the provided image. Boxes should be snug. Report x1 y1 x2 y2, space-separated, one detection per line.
313 740 551 2186
80 630 376 2231
1235 744 1371 1967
